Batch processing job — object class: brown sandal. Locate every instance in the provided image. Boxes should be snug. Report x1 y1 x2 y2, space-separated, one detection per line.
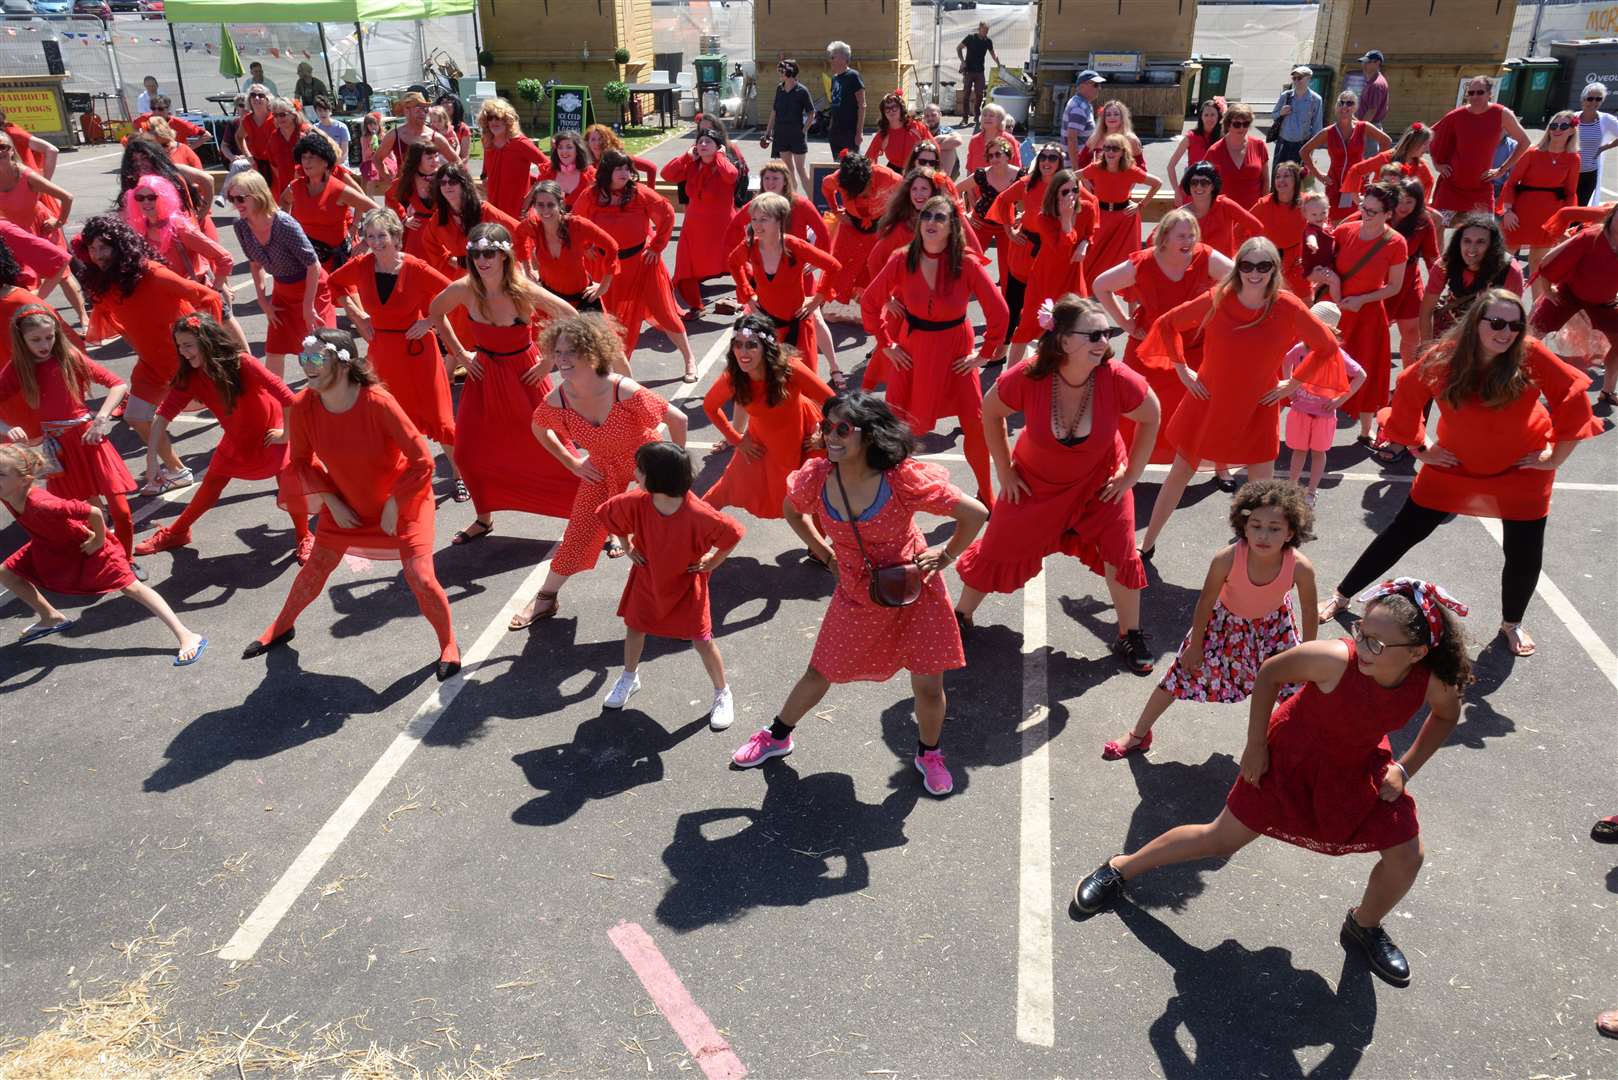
509 591 558 631
1318 592 1349 622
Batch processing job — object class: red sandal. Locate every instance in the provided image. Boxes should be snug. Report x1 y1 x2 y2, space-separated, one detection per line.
1102 730 1153 761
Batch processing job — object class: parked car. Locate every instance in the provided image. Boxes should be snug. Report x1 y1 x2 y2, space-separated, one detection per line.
106 0 140 9
31 0 72 13
137 0 160 16
70 0 109 19
2 0 38 14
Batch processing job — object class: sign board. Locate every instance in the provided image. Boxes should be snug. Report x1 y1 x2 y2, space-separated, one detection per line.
1088 51 1143 76
0 87 66 134
547 84 591 136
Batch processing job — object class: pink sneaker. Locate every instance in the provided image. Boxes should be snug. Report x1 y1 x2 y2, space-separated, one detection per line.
732 728 793 768
913 749 954 796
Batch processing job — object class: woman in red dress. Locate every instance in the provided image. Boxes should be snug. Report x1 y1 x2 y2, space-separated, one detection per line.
954 295 1161 673
0 442 204 663
1324 290 1602 656
727 391 988 797
329 208 461 498
727 193 841 368
1073 579 1471 988
226 170 337 383
1093 207 1234 465
1080 100 1147 171
513 313 688 628
385 143 443 261
262 99 311 199
1309 182 1408 444
1080 133 1162 288
661 129 741 314
1385 177 1440 371
420 160 521 349
476 99 548 218
1137 236 1346 555
428 222 580 545
1341 123 1435 207
574 150 699 378
538 131 596 211
860 195 1010 505
1165 99 1225 205
1300 89 1390 222
1499 111 1582 290
1431 77 1532 218
1006 170 1097 367
134 313 311 561
1528 208 1618 402
0 129 83 326
988 145 1068 343
960 134 1025 286
585 124 656 185
964 104 1022 171
236 83 277 186
722 160 826 253
1203 102 1269 210
245 328 460 680
702 314 833 520
865 92 932 172
516 179 617 314
819 153 904 306
281 132 376 272
1251 162 1309 297
1169 161 1263 257
1418 212 1524 345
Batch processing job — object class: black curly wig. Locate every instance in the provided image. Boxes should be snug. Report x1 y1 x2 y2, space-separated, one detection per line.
72 213 154 301
0 235 25 290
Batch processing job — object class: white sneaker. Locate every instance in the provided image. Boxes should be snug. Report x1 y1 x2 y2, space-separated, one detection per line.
604 671 641 709
708 686 735 731
156 465 194 493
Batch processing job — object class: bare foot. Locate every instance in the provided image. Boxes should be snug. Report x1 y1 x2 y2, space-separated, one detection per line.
1501 622 1536 657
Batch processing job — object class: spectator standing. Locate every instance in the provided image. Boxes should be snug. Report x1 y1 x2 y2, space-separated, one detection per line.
241 61 279 97
826 41 866 160
1063 70 1105 169
1357 51 1389 126
1272 66 1324 175
136 76 160 116
762 59 815 194
1575 83 1618 206
956 21 1000 126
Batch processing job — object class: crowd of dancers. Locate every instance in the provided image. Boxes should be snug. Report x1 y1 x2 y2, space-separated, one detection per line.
0 69 1612 994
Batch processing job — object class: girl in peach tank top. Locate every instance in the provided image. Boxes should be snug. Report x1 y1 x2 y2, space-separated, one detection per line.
1102 481 1320 760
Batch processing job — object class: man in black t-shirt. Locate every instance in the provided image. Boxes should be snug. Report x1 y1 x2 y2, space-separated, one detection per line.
826 40 865 160
956 22 1000 126
762 59 816 192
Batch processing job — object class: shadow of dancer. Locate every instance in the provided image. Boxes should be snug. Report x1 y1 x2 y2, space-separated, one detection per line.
1117 751 1242 912
510 710 710 827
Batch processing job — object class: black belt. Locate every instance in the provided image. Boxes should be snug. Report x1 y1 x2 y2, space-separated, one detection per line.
845 214 878 235
618 242 645 259
1098 199 1133 212
1515 184 1569 199
555 289 604 313
762 307 803 340
476 344 531 358
904 313 966 332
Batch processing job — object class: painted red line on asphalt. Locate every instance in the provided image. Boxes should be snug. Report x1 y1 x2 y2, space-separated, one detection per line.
608 920 748 1080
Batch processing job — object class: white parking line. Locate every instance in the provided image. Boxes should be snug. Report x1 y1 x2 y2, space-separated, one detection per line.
54 148 128 169
669 331 733 404
218 558 553 963
1015 568 1054 1047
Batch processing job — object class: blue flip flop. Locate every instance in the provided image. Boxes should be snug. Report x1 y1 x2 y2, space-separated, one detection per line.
173 637 208 667
17 618 76 645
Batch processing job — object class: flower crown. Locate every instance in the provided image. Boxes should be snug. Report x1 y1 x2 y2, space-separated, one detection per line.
301 334 351 362
1036 297 1057 332
466 235 512 254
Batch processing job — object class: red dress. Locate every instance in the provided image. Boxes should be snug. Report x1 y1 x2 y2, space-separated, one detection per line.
1225 641 1427 855
0 357 133 500
966 130 1023 172
85 263 222 407
1387 217 1439 322
786 457 966 683
722 194 826 254
597 489 746 639
820 165 903 301
3 487 135 595
157 356 295 481
1250 194 1308 297
1158 195 1261 258
1205 135 1269 209
728 236 841 360
0 288 79 440
1012 208 1097 344
956 360 1149 594
1501 149 1582 248
860 250 1009 433
279 385 435 560
1079 163 1148 285
514 213 618 307
454 319 579 520
327 254 457 444
1320 121 1373 220
1333 223 1408 417
1377 340 1601 520
148 217 233 287
865 119 931 171
574 186 683 350
385 181 437 260
531 381 670 577
287 174 353 262
1140 289 1347 466
702 356 832 518
1116 245 1220 463
419 203 522 347
987 173 1055 284
1431 104 1506 215
481 135 547 218
1342 151 1437 205
661 152 741 283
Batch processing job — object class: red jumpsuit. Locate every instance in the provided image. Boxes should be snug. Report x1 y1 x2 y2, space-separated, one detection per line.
701 356 833 519
574 186 684 353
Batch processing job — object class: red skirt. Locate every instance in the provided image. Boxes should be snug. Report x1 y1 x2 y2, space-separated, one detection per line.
452 348 579 520
605 250 683 337
369 328 457 445
5 532 135 595
44 423 135 501
264 271 336 355
886 322 983 434
1340 300 1392 416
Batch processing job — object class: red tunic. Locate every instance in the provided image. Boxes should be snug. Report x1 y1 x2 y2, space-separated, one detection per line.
0 357 133 500
1320 121 1373 220
727 235 841 360
481 135 548 218
89 261 222 406
515 213 618 303
280 385 435 560
786 457 966 683
661 151 740 283
865 119 932 171
544 165 597 212
1140 288 1347 465
702 356 832 519
1012 208 1097 344
3 487 135 595
1226 642 1427 855
966 129 1023 172
1377 340 1601 519
1116 245 1220 463
1501 149 1582 248
574 186 684 344
1205 135 1269 209
1250 194 1309 297
1431 104 1507 215
1536 224 1618 308
1079 163 1147 289
820 164 903 300
956 360 1148 594
597 490 745 639
157 356 295 481
287 174 353 252
238 111 276 163
1342 151 1437 205
861 250 1010 433
1387 217 1439 321
1157 195 1262 258
327 253 457 444
1332 223 1408 416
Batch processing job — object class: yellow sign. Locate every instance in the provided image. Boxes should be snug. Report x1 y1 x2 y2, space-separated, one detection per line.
1589 5 1618 33
0 88 64 133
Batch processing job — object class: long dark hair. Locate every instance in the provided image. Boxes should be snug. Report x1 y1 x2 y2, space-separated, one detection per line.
822 390 915 471
0 235 23 290
1420 287 1532 411
549 129 591 175
521 178 571 248
1271 161 1305 208
117 136 205 219
1441 212 1511 300
724 314 792 407
1028 143 1064 195
904 195 966 278
72 214 153 301
877 166 941 236
1365 592 1473 689
397 142 439 209
593 149 637 207
432 161 486 235
1390 177 1428 242
171 311 246 411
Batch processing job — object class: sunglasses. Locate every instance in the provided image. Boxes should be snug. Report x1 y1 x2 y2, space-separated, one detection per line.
133 192 158 203
1466 89 1489 97
439 175 463 186
919 210 951 224
1103 147 1123 154
1338 99 1356 106
1586 96 1603 103
249 92 268 99
1065 327 1126 342
1237 259 1277 274
1292 74 1309 81
1351 622 1419 656
917 157 940 166
1187 177 1214 186
1482 316 1524 333
1037 153 1062 164
297 349 327 368
470 250 501 261
228 194 250 205
1549 121 1575 131
985 151 1006 160
819 418 860 438
1227 120 1251 129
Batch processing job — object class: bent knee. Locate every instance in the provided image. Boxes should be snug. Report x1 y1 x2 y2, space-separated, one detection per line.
1385 837 1425 871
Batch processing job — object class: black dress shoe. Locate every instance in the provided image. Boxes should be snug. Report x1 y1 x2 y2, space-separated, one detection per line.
954 609 973 635
1110 629 1154 675
241 628 295 659
436 658 462 682
1215 474 1240 493
1071 858 1126 917
1340 908 1411 987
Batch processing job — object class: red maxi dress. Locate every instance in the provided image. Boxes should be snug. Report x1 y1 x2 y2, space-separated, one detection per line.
955 360 1150 595
1011 207 1097 344
0 357 133 500
701 356 833 518
1080 163 1149 286
727 235 841 360
1115 245 1221 463
574 185 684 352
1140 289 1347 466
597 489 746 640
1430 104 1506 215
86 260 222 407
1501 149 1582 249
327 253 457 445
820 165 904 302
1332 223 1408 418
1225 640 1427 855
660 152 741 287
3 486 136 595
480 135 548 219
787 457 968 682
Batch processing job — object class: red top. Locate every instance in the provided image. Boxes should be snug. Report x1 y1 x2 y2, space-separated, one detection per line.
723 194 826 253
86 261 222 403
135 113 205 141
1119 246 1219 364
1543 204 1612 235
574 185 676 256
0 288 78 438
598 490 746 639
1019 206 1098 304
0 354 119 423
1537 223 1618 306
158 354 296 481
1423 259 1524 299
515 213 619 297
987 173 1070 278
2 486 135 596
1185 195 1263 257
1250 193 1307 292
1342 150 1437 203
419 203 521 281
238 110 276 161
287 174 353 248
966 130 1023 172
1431 104 1507 213
481 135 547 218
1080 163 1148 204
1332 222 1408 298
263 121 310 198
385 180 436 260
821 165 904 231
1501 148 1582 248
866 119 932 170
728 235 840 317
1205 134 1269 209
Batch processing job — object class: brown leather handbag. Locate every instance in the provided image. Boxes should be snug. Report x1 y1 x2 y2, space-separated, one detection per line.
834 466 923 608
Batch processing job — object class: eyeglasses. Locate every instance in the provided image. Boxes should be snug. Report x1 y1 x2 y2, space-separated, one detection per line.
1351 622 1419 656
249 92 268 99
1465 88 1489 97
1482 316 1524 333
133 192 158 203
1549 121 1575 131
1236 259 1277 274
1360 204 1388 216
227 194 250 205
919 210 951 224
819 418 860 438
1064 326 1126 342
985 151 1006 160
1227 120 1251 129
1103 147 1123 154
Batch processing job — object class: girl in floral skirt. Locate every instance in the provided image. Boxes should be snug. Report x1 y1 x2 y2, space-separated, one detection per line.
1102 479 1318 759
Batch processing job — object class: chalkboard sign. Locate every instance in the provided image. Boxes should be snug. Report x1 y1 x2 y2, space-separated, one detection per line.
42 41 64 77
548 85 591 136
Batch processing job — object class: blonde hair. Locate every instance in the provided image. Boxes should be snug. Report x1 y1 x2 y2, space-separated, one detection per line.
0 441 45 480
359 207 404 243
747 191 792 238
1153 207 1202 252
1208 236 1282 325
1097 99 1136 137
476 97 523 140
1539 110 1579 151
145 116 176 146
1099 132 1136 171
1300 190 1330 208
224 169 277 216
427 105 450 129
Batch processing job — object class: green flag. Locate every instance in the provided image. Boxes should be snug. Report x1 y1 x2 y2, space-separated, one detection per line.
219 25 244 81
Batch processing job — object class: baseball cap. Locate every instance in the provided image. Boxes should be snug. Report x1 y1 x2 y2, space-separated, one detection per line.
1359 50 1385 63
1291 65 1313 79
1076 70 1106 85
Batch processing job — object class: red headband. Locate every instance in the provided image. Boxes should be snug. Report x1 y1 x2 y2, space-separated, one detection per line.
1356 578 1469 645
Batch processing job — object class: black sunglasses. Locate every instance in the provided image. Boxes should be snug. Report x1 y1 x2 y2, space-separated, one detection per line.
1237 259 1277 274
919 210 951 224
439 174 464 186
1549 121 1575 131
133 192 158 202
1065 327 1126 342
1483 316 1524 333
1466 89 1489 97
228 194 250 204
819 418 860 438
1227 120 1252 128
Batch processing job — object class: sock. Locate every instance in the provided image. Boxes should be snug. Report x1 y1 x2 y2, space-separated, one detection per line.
768 717 793 740
917 738 940 755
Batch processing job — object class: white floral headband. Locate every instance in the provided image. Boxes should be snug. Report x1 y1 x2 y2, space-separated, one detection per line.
299 335 351 364
466 236 512 254
1036 297 1057 332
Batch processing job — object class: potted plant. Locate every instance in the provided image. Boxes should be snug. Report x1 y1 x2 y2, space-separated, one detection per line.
613 46 630 69
602 79 630 128
515 77 545 130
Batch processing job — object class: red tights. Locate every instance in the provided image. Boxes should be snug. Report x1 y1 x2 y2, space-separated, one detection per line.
958 412 995 512
104 493 133 559
168 471 312 541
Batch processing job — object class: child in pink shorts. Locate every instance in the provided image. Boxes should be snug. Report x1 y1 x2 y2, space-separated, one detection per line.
1281 301 1365 501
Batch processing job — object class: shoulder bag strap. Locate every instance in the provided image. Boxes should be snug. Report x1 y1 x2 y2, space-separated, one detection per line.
1339 228 1393 284
832 464 878 573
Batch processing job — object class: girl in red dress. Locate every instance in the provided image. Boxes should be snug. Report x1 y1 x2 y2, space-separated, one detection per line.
516 179 617 314
1251 162 1309 297
1325 290 1602 657
385 143 443 261
1300 90 1390 221
597 441 746 728
1137 236 1346 556
1074 578 1471 988
226 170 337 383
1104 480 1318 760
1431 77 1532 218
728 392 988 798
133 313 312 562
328 208 462 499
1006 170 1097 367
702 314 834 519
662 130 741 315
1079 133 1162 290
476 99 548 219
1203 102 1269 210
988 145 1070 344
281 132 376 272
1080 100 1147 171
429 222 581 546
819 153 904 306
1385 177 1440 370
514 314 688 628
573 150 699 379
420 160 522 349
0 443 205 664
585 124 658 186
953 295 1161 674
726 193 841 369
1529 208 1618 401
538 131 596 212
1418 213 1524 345
861 167 983 303
1499 112 1583 289
1164 99 1225 205
245 328 460 679
865 92 932 172
1169 161 1262 257
1341 123 1436 207
860 196 1010 505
